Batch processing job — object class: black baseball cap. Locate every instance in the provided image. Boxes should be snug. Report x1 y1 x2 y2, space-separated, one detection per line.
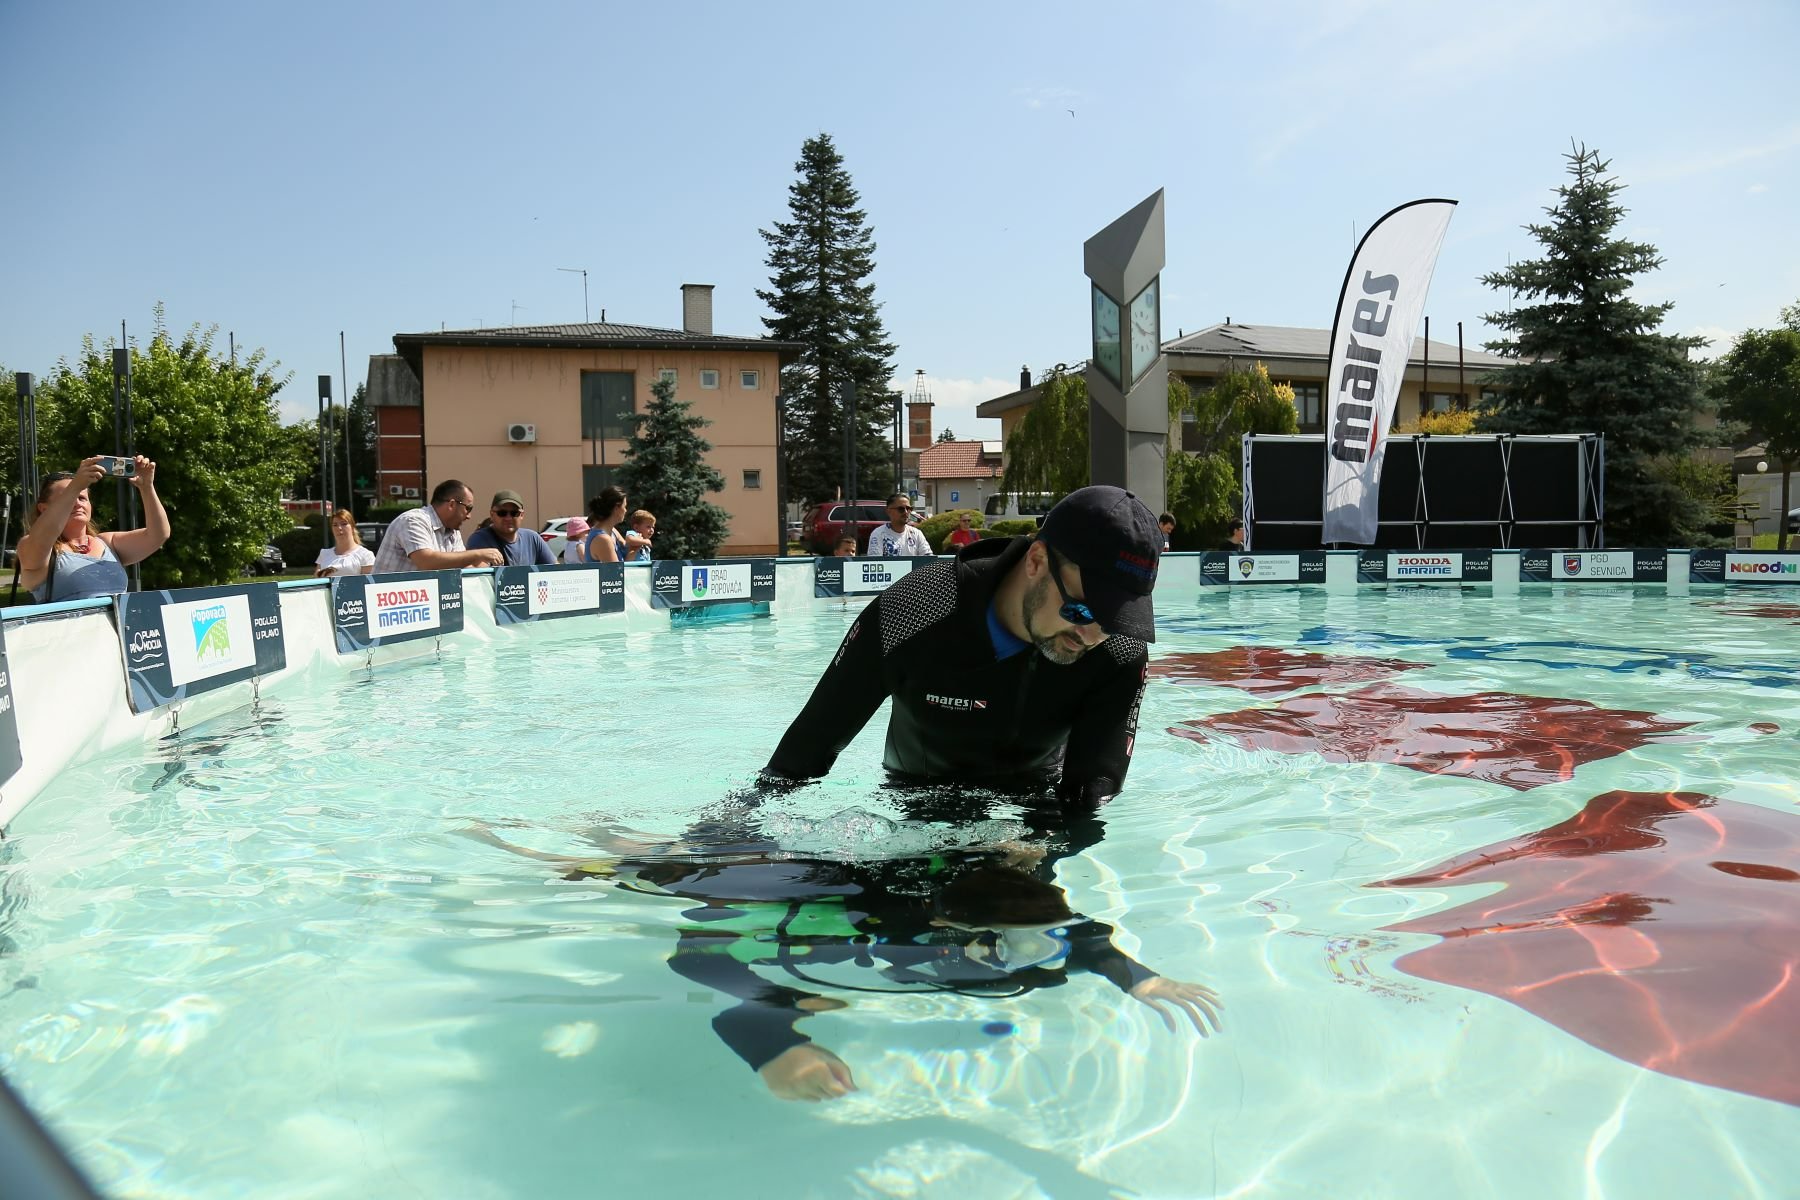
1036 485 1160 641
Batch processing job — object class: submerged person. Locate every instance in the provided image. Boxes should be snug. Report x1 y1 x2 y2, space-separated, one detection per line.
763 485 1161 814
469 825 1220 1102
17 456 169 603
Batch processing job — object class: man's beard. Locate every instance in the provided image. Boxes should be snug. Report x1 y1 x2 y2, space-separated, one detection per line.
1022 573 1093 666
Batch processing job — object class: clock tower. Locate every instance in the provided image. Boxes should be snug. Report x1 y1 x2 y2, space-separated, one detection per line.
1083 189 1166 516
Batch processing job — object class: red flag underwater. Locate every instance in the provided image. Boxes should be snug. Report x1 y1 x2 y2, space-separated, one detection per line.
1321 199 1456 545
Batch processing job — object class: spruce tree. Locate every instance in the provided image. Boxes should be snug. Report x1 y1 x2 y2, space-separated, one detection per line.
1475 144 1709 545
615 377 730 559
759 133 898 506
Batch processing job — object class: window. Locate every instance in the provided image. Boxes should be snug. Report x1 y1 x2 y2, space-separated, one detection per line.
739 370 760 390
580 371 636 439
1480 388 1503 408
582 464 619 498
657 368 678 388
1291 383 1323 432
743 469 761 490
699 369 720 389
1424 391 1468 414
910 419 926 438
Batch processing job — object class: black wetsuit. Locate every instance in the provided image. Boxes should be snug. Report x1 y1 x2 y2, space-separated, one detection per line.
765 537 1149 810
625 853 1158 1073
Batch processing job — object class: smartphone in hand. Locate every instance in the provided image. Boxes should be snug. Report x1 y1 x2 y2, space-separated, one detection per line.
96 455 137 478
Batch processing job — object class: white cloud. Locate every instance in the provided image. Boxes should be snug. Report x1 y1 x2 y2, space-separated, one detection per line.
1687 325 1736 359
1748 183 1770 194
1011 86 1080 112
889 374 1017 444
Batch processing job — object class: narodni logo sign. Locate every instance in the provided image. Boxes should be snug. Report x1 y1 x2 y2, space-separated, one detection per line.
1726 555 1800 577
371 580 441 632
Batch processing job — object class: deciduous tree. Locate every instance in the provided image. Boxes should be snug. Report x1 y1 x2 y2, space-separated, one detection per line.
35 312 302 587
1712 322 1800 550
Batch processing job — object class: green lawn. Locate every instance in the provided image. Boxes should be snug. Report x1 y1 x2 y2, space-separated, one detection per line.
1749 533 1793 550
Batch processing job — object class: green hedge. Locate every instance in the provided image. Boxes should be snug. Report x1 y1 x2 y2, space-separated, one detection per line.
274 526 326 572
984 518 1038 539
365 502 416 524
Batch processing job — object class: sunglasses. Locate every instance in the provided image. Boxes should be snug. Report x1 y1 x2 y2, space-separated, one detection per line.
495 507 523 517
1042 544 1098 627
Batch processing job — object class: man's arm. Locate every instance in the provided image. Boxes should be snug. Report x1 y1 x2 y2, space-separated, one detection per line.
1057 646 1147 808
665 929 818 1071
763 596 893 782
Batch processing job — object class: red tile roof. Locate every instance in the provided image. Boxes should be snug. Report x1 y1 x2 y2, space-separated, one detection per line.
918 440 1001 480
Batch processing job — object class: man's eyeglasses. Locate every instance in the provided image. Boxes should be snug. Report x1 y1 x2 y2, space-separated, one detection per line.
1041 543 1098 627
495 507 523 517
452 498 474 513
889 505 911 514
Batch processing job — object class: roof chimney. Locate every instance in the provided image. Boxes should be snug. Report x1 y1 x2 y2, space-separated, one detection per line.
680 284 714 336
1020 364 1031 390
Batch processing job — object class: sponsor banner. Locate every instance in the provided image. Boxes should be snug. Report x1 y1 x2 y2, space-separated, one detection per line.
650 559 776 609
331 571 465 653
494 563 624 624
0 623 21 789
1320 199 1458 546
117 583 286 713
1690 550 1800 584
814 556 918 598
1199 552 1328 586
1519 549 1666 583
1358 550 1494 583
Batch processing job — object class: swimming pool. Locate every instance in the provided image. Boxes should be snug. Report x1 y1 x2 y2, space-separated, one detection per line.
1 579 1796 1198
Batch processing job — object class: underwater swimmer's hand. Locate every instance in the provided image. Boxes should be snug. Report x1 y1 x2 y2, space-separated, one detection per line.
758 1044 858 1101
1129 977 1223 1036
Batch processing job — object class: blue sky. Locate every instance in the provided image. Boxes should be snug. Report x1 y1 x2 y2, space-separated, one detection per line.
3 0 1798 439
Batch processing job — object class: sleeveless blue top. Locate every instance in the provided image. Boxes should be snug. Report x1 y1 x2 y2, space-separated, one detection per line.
33 539 130 603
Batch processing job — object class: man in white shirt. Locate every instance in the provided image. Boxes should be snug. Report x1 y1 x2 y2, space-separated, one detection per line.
371 479 505 575
866 493 933 557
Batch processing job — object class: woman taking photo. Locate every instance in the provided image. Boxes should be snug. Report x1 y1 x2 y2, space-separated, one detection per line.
18 455 168 603
314 509 375 577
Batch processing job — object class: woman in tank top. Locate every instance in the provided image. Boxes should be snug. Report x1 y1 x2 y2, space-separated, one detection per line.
584 485 631 564
18 456 170 603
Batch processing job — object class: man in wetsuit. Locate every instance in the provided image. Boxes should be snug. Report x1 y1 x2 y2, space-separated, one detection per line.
764 485 1160 813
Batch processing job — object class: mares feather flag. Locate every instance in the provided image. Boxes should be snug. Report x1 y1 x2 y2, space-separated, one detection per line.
1321 199 1457 545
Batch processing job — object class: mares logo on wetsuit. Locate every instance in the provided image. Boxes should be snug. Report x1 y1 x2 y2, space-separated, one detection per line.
926 693 987 712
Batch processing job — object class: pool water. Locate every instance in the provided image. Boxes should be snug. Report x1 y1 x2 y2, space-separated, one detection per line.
1 585 1797 1198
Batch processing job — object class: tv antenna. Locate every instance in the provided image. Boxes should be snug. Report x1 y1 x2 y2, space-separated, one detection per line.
558 267 590 322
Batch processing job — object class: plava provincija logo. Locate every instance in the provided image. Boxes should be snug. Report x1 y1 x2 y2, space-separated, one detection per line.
1237 557 1255 578
692 568 709 598
191 604 231 665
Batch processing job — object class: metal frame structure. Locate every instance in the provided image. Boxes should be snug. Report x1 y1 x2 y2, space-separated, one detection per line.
1243 432 1603 550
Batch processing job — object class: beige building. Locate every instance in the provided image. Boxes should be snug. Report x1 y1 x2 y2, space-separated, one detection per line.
978 321 1514 457
386 285 800 554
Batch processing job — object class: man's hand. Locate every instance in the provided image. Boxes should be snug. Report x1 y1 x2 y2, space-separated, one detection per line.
471 548 504 566
757 1044 857 1101
1129 977 1223 1036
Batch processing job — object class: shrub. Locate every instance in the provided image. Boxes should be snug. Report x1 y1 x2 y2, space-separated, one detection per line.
919 508 984 553
365 502 415 523
984 518 1038 540
274 526 325 572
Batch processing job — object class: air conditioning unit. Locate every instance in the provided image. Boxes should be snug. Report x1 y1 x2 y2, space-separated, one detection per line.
404 487 421 499
388 485 404 497
507 423 537 444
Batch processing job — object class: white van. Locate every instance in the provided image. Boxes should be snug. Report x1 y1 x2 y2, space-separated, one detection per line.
983 493 1056 525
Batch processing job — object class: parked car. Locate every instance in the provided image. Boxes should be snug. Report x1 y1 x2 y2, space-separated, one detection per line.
541 517 576 558
248 544 285 576
1788 506 1799 534
357 522 387 552
786 520 803 544
800 501 893 554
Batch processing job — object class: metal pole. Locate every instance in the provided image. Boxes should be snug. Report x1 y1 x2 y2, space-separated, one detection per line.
340 333 353 519
1457 321 1465 407
317 376 331 548
110 346 128 538
840 379 857 508
15 373 34 504
1422 315 1430 421
893 393 901 498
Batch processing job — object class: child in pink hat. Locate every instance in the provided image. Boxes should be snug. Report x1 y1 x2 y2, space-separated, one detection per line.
562 517 591 563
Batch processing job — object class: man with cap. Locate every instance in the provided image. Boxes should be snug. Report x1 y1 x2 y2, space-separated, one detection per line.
465 489 557 566
764 485 1160 812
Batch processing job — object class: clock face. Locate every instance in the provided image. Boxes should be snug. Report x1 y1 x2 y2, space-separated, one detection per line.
1129 278 1159 383
1092 286 1122 386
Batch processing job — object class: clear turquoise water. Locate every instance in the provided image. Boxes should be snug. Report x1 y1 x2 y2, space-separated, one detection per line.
1 585 1797 1199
